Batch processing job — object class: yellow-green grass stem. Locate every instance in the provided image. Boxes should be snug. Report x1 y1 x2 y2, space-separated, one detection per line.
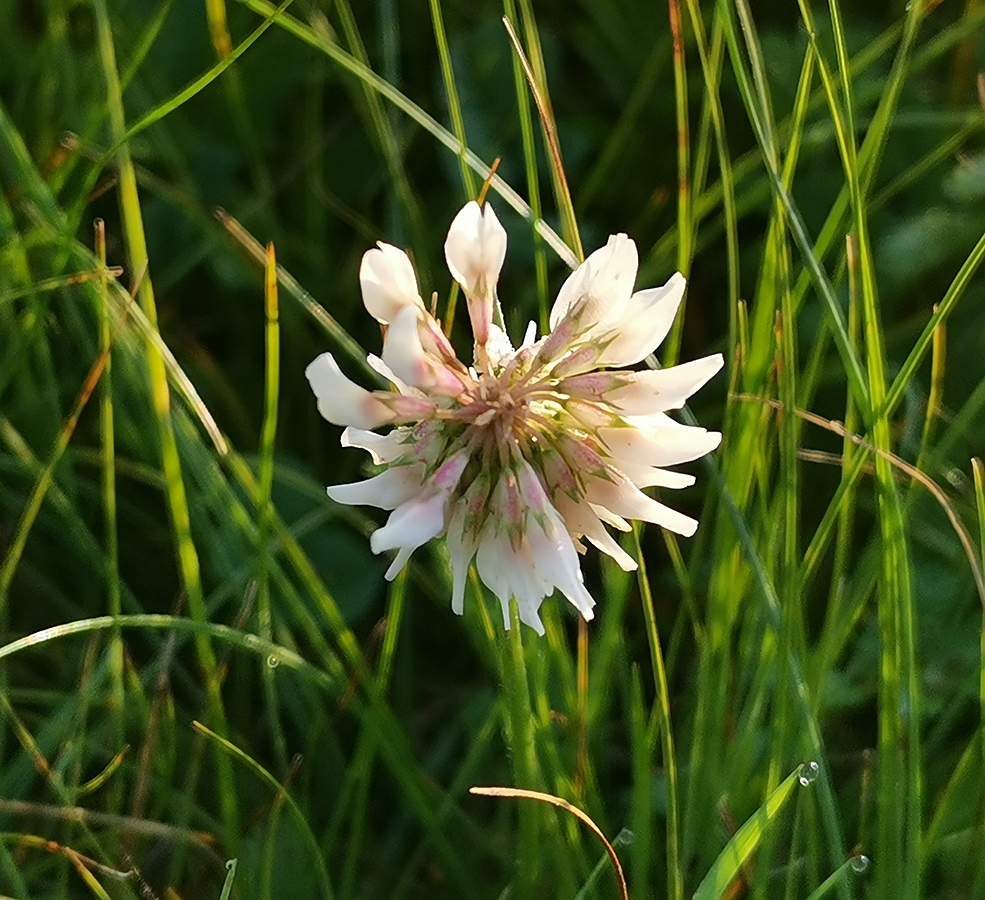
92 0 239 849
258 243 288 773
632 525 683 900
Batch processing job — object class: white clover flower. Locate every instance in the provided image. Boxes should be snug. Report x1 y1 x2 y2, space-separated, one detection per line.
306 203 723 634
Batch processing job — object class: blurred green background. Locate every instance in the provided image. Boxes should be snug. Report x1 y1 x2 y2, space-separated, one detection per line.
1 0 985 898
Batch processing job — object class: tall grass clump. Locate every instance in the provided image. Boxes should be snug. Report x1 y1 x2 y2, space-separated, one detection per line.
1 1 984 898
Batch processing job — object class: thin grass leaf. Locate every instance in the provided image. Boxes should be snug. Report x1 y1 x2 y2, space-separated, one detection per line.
193 722 334 900
691 765 802 900
631 525 682 900
231 0 578 268
114 0 295 149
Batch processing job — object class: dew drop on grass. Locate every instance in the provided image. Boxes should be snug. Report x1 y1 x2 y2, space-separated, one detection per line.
267 654 280 668
850 854 870 874
798 761 820 785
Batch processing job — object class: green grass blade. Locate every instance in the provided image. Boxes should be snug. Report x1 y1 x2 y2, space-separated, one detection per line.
691 765 802 900
92 0 239 849
428 0 476 200
194 722 334 900
632 525 682 900
115 0 295 149
258 242 288 773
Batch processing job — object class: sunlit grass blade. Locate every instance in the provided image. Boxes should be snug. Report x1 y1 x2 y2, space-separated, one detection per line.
507 3 582 262
502 0 551 328
691 765 802 900
92 0 240 849
663 0 691 366
469 785 628 900
258 241 288 772
631 525 682 900
717 0 870 416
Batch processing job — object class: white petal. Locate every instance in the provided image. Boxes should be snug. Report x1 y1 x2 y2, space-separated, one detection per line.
585 469 698 537
475 526 517 629
599 422 722 468
614 461 696 490
371 490 446 556
360 243 424 324
327 466 423 510
602 354 725 415
596 273 687 367
555 493 638 572
341 427 408 465
366 353 415 395
305 353 396 429
520 320 538 349
444 201 507 295
526 520 595 620
444 201 507 346
549 234 638 333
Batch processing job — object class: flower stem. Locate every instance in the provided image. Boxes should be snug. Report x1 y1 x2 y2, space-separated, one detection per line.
500 599 541 899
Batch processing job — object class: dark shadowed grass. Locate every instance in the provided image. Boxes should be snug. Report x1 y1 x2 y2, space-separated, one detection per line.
1 1 985 898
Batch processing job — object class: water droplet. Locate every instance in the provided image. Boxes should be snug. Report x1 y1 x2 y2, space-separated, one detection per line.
267 654 280 668
798 761 820 785
850 854 870 874
614 828 635 846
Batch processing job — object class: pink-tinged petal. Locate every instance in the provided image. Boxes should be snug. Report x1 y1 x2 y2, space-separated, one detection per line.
554 493 638 572
557 370 627 404
376 392 441 421
585 468 698 537
382 307 467 396
548 344 604 379
600 354 725 414
556 433 609 479
530 317 579 368
431 448 472 491
596 272 687 367
360 243 424 324
340 427 409 465
444 201 507 346
537 445 579 499
549 234 638 333
599 422 722 468
514 457 552 515
327 466 423 510
306 353 397 429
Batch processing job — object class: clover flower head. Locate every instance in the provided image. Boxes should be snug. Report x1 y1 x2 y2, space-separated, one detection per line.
306 202 723 634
